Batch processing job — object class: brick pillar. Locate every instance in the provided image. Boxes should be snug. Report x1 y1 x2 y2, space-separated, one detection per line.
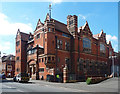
51 68 54 75
63 64 68 83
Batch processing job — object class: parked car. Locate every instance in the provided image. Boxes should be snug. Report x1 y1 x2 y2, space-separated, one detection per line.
0 73 6 79
46 74 54 82
15 73 29 82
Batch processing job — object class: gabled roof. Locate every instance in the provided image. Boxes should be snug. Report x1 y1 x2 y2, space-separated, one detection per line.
79 21 92 36
16 29 29 41
99 29 104 37
53 19 70 34
107 41 113 48
43 13 70 34
93 29 106 40
93 34 99 39
37 19 44 26
45 13 50 21
35 19 44 30
80 21 90 30
2 54 15 62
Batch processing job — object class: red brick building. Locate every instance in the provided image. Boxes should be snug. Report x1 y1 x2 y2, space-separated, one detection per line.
2 55 15 78
15 8 115 81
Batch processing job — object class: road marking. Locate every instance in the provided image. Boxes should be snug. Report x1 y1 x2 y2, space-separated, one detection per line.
17 89 24 92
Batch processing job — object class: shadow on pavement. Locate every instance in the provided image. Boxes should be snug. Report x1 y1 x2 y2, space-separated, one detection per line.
1 79 35 84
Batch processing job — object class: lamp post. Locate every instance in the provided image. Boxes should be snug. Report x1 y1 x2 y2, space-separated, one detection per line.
109 56 117 78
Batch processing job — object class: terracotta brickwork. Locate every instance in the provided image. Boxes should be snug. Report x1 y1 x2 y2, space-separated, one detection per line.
2 55 15 78
15 14 115 81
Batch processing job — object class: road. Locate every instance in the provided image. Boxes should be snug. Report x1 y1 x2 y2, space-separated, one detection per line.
0 77 119 94
1 79 86 93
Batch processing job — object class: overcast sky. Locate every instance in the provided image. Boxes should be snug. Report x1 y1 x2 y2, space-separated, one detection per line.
0 1 118 56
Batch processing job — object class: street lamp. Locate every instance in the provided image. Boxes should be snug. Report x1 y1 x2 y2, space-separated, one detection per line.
109 56 117 78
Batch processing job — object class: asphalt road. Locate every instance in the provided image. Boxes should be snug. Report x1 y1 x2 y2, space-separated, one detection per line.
0 77 119 94
1 80 86 93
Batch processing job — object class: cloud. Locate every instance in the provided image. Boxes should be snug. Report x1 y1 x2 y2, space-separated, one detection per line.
49 0 63 4
106 34 118 42
79 14 86 20
0 41 11 51
106 34 118 52
0 12 33 35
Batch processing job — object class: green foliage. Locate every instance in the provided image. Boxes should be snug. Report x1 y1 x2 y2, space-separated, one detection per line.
86 77 92 85
86 77 109 85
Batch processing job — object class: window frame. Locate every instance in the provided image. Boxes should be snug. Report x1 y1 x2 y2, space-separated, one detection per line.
100 43 106 53
57 39 63 50
83 37 91 49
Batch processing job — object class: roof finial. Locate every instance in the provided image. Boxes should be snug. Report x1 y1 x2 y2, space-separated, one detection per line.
49 4 52 21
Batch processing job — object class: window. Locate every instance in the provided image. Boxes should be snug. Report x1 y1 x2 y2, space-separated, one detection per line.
52 57 54 61
48 27 51 32
18 49 20 52
16 57 19 61
16 41 20 46
65 58 70 70
16 49 20 53
36 33 40 39
38 59 41 63
27 49 36 55
42 58 44 62
77 58 84 71
45 57 47 61
65 42 70 51
16 68 19 72
62 33 70 38
83 37 91 49
100 43 105 53
57 40 62 49
109 51 112 56
52 28 54 32
39 68 44 72
48 57 51 61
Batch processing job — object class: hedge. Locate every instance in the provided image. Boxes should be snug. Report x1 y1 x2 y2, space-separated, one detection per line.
86 77 108 85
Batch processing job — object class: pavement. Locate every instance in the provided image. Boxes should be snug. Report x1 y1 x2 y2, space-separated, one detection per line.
2 77 119 93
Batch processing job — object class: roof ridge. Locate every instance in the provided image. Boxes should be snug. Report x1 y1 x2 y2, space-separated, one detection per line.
52 18 67 26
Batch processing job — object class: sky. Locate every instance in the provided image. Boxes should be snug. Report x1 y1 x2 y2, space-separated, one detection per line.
0 1 118 56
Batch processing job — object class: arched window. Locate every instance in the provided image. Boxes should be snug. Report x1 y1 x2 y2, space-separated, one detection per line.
100 43 105 53
83 37 91 49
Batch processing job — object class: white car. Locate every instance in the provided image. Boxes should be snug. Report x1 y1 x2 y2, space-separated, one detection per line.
15 73 29 82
